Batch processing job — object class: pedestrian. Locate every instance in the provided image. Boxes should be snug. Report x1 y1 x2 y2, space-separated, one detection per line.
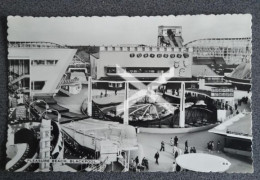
185 140 188 151
217 140 221 153
130 158 134 166
160 141 165 151
207 141 211 152
154 151 160 165
235 103 238 110
115 89 117 95
190 147 193 153
172 161 176 172
176 164 181 172
193 147 197 153
170 137 174 146
184 148 189 154
211 141 214 152
100 92 103 98
174 136 178 146
135 156 139 166
142 157 149 170
174 150 179 159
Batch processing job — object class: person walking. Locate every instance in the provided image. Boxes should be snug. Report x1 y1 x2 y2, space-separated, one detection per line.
154 151 160 165
160 141 165 151
185 140 188 151
235 103 238 110
170 137 174 146
217 140 221 153
172 161 177 172
174 150 179 159
207 141 211 152
211 141 214 152
135 156 139 166
174 136 178 146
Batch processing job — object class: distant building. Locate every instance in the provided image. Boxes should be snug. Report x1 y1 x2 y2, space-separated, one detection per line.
185 38 251 65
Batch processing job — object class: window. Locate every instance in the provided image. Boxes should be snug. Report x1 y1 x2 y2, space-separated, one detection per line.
34 60 45 65
46 60 55 65
31 81 45 90
32 60 58 66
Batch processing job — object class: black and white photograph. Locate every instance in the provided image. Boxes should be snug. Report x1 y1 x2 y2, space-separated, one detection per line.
6 15 252 173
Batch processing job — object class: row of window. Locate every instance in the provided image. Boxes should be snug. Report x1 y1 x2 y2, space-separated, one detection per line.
104 46 178 51
31 60 58 66
106 67 170 74
9 59 30 76
211 92 234 97
211 88 234 93
108 83 123 88
129 53 189 58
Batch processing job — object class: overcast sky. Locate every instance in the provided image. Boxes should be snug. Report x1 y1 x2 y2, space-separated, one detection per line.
8 15 252 46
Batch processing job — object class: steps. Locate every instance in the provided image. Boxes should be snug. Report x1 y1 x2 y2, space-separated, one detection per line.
58 88 70 97
92 102 105 119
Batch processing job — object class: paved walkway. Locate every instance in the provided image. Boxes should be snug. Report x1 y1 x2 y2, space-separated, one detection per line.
131 130 253 173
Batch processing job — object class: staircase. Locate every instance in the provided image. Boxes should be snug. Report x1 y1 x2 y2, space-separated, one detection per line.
9 74 30 85
58 88 70 97
92 102 105 119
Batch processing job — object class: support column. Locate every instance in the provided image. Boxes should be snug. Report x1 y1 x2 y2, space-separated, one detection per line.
123 82 129 125
199 77 205 90
179 82 185 128
87 77 92 116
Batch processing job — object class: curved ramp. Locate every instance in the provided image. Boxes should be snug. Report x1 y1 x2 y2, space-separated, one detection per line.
6 128 38 172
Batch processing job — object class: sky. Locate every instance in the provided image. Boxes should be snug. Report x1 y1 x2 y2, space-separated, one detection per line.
7 15 252 46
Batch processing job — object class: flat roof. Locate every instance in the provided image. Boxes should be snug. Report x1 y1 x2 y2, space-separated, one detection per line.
62 118 138 149
209 113 252 140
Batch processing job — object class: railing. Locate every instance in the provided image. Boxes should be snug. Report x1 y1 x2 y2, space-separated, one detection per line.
6 144 30 172
90 157 108 172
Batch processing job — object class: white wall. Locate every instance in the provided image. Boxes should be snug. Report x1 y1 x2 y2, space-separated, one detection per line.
9 48 77 95
96 49 192 79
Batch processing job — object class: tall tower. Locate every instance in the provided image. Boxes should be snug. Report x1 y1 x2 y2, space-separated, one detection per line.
157 26 183 48
39 118 51 171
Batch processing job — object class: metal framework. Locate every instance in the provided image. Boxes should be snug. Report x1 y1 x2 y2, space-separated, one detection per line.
8 41 67 49
185 38 252 64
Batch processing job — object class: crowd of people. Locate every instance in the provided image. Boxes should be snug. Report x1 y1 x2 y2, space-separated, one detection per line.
207 140 221 153
130 156 149 172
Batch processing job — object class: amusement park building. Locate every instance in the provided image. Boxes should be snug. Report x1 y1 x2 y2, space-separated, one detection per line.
8 41 78 96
